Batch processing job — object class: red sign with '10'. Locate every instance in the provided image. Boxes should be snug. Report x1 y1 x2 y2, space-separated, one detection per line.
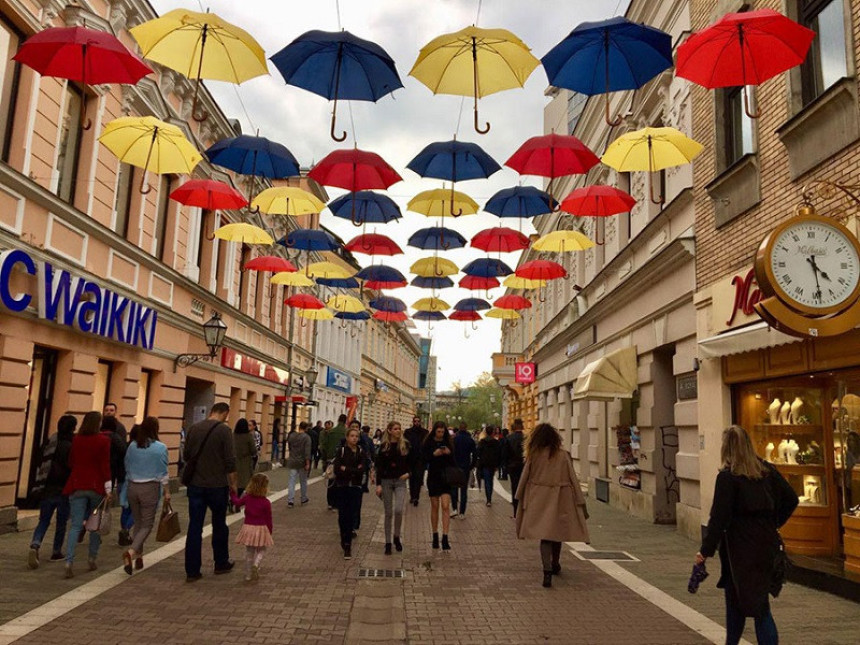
515 362 537 384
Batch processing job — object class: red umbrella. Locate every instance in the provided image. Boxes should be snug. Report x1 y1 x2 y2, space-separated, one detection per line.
14 26 152 129
244 256 297 273
345 233 403 256
494 294 532 310
285 293 325 309
561 185 636 217
676 9 815 117
516 260 567 281
170 179 248 210
308 148 402 191
450 309 482 336
373 310 408 322
471 227 530 253
459 275 500 291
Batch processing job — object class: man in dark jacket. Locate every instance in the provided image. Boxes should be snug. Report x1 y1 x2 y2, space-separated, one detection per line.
477 426 502 506
502 419 526 517
404 416 428 506
451 423 476 519
309 421 323 469
321 415 348 510
100 416 133 546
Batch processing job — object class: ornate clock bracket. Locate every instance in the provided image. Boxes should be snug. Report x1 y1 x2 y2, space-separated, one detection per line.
801 180 860 219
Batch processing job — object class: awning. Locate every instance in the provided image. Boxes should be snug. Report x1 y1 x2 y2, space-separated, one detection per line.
573 346 637 401
697 321 801 358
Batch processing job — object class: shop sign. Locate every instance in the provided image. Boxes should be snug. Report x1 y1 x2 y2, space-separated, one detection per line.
0 249 157 349
712 267 762 331
515 362 537 384
676 373 698 401
326 367 352 393
220 348 289 386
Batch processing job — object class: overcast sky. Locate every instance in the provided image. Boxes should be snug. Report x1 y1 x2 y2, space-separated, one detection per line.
150 0 627 390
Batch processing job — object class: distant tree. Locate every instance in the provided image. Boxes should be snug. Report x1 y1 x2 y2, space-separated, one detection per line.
436 372 502 431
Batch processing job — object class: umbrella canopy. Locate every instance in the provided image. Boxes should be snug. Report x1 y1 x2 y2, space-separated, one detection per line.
486 307 521 320
316 276 361 289
270 29 403 141
308 148 402 191
170 179 248 210
503 274 547 290
542 17 673 124
370 296 408 312
410 26 540 133
561 185 636 216
516 259 567 281
373 310 409 322
205 135 300 179
285 293 325 310
345 233 403 256
306 261 352 280
408 227 467 251
484 186 554 218
494 294 532 310
355 265 408 289
407 189 479 218
271 271 315 287
471 227 530 253
532 230 594 253
459 275 500 290
413 311 447 322
462 258 514 278
411 276 454 290
506 133 600 204
327 295 365 313
411 257 459 277
335 311 371 321
328 191 402 225
214 222 273 245
279 228 340 251
251 187 326 216
450 310 482 322
407 139 501 182
299 308 335 321
244 256 296 273
454 298 492 312
413 297 450 312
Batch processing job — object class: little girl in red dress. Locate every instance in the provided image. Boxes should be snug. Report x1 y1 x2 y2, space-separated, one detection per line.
230 473 273 582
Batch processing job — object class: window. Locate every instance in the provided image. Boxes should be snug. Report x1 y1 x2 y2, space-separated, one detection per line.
113 163 134 237
724 86 755 165
195 209 209 271
617 172 632 244
93 360 113 410
154 175 174 260
0 17 20 162
567 91 587 134
238 245 251 312
56 85 83 203
800 0 849 105
135 370 152 423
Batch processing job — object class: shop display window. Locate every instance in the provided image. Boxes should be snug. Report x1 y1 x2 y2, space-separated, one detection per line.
834 381 860 514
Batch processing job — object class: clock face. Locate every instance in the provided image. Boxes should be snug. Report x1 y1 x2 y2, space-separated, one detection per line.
769 220 860 310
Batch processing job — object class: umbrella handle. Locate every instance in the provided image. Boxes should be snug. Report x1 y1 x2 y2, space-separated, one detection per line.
604 93 623 127
649 174 663 205
330 108 347 142
538 287 547 303
472 321 479 331
139 174 152 195
350 324 359 339
473 106 490 135
471 39 490 135
440 232 451 251
191 28 210 122
248 204 261 215
350 199 363 227
510 319 518 329
449 185 463 217
464 324 471 339
340 318 348 330
300 317 308 329
80 93 92 131
743 85 760 119
192 90 209 123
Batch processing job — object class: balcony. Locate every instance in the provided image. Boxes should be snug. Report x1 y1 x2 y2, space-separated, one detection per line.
492 352 521 386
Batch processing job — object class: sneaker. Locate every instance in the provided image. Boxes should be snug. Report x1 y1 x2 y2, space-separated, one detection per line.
301 498 310 505
186 573 203 583
214 561 235 575
384 543 392 555
64 563 74 579
87 557 97 572
343 545 352 560
287 501 294 508
28 546 39 570
393 537 403 552
458 514 467 520
486 501 492 507
251 565 259 581
441 535 451 551
351 530 358 538
450 511 459 519
49 552 64 562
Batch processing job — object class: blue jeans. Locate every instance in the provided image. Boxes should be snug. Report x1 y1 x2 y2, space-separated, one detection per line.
66 490 104 564
725 587 778 645
272 441 280 462
287 468 308 504
184 485 230 577
482 468 495 503
31 494 70 553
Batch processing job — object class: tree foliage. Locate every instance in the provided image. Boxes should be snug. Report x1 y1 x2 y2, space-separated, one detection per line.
434 372 503 431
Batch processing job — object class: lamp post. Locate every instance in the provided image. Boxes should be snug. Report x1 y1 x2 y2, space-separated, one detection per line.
174 312 228 371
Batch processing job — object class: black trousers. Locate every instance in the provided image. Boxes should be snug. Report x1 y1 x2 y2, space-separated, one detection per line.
508 466 523 516
540 540 562 571
336 486 362 547
409 466 424 503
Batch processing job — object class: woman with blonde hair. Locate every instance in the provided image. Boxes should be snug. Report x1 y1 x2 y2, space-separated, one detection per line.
515 422 589 588
375 421 411 555
696 425 798 645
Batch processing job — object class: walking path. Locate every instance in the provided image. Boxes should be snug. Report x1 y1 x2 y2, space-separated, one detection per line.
0 469 856 644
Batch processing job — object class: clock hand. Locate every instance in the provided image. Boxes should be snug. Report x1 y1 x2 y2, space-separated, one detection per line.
806 256 821 291
808 255 832 281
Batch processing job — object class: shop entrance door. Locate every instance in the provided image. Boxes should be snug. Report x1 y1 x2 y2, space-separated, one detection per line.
182 377 215 429
16 347 58 507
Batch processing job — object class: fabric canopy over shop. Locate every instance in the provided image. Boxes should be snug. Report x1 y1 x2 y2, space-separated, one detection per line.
697 321 801 358
573 346 637 401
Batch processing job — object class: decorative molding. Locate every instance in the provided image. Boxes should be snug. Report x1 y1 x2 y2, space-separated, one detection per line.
45 213 88 266
107 249 139 290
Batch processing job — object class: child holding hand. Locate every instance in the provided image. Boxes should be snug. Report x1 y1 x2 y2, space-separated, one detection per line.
230 473 273 582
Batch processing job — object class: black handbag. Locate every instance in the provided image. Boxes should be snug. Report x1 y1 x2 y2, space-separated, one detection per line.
443 466 468 488
770 532 789 597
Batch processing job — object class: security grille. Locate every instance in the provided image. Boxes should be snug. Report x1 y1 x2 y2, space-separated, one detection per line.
357 569 405 578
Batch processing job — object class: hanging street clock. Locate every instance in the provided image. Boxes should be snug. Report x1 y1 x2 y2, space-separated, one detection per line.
754 205 860 337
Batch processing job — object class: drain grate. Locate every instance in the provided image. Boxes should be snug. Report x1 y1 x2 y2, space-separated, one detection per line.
576 551 638 562
358 568 405 579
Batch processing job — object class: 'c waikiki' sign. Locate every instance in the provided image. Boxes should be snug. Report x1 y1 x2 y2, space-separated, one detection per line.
0 249 158 349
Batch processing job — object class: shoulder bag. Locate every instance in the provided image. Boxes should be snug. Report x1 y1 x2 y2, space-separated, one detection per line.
180 421 220 487
443 465 468 488
84 497 112 535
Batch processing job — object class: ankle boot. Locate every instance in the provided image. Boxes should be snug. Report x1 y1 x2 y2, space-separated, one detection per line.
432 533 439 549
384 543 392 555
542 571 552 588
552 562 561 575
441 535 450 551
393 537 403 552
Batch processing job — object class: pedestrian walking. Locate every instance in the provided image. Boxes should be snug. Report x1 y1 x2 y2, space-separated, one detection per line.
230 473 274 582
310 421 324 469
100 416 132 547
183 402 238 582
696 425 799 645
321 415 347 510
271 418 281 462
498 427 510 480
404 416 428 506
333 426 367 560
103 402 127 442
286 421 311 507
515 423 589 588
63 411 112 578
233 418 256 499
423 421 455 551
375 421 410 555
122 416 169 575
250 419 262 471
502 419 526 518
28 414 75 569
477 426 502 506
451 423 476 519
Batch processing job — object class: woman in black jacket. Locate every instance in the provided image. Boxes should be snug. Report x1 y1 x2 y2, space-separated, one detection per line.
477 427 502 506
333 427 367 560
696 425 798 645
423 421 455 551
375 421 411 555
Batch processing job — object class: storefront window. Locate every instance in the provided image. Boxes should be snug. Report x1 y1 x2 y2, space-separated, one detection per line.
834 380 860 513
93 360 113 410
135 369 151 423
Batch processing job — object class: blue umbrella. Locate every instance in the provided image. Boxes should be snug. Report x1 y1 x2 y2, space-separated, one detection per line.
413 311 446 322
484 186 554 219
454 297 492 312
335 311 371 321
327 191 402 226
355 265 407 288
370 296 407 312
408 227 467 251
411 276 454 290
278 228 340 275
205 135 300 179
316 276 360 289
542 17 673 125
462 258 514 278
270 30 403 141
407 139 500 216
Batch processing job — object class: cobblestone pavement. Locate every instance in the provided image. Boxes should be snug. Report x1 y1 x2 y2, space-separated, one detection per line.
0 471 856 644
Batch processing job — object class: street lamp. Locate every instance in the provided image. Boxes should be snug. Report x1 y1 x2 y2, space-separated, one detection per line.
306 365 319 391
174 312 228 371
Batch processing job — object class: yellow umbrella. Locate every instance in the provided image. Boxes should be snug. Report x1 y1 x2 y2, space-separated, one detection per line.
601 127 704 204
503 275 547 290
271 271 314 287
214 222 273 245
410 256 459 277
532 230 594 253
413 297 450 312
130 9 268 121
486 307 521 320
307 262 352 280
99 116 202 194
299 308 334 321
327 295 365 313
251 187 326 217
410 26 540 134
407 189 479 218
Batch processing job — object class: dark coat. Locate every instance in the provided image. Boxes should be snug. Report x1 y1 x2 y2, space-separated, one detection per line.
101 429 127 485
453 430 477 470
502 431 525 471
333 444 367 487
477 437 502 470
404 425 427 470
699 462 798 617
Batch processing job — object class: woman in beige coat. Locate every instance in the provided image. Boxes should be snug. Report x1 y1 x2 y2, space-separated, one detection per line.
515 423 589 588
